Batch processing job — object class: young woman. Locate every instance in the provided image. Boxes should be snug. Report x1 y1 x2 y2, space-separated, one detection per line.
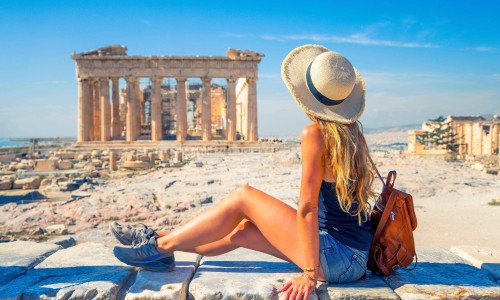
112 44 375 300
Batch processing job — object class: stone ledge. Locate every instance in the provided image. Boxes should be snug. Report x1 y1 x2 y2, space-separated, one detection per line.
188 248 399 300
125 252 201 300
0 242 134 299
1 241 499 299
0 240 61 286
450 245 500 284
382 247 500 299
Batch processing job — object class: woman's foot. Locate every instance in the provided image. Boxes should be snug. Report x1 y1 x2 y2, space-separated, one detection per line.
113 236 175 272
110 221 156 245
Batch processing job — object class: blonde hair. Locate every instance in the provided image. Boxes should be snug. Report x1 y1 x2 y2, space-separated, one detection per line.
310 115 375 224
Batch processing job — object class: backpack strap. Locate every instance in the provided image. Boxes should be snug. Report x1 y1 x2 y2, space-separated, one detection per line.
368 155 385 185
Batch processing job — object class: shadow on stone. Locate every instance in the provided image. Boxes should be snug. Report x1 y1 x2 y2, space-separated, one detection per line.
0 265 27 286
384 262 498 287
201 260 300 273
0 265 133 299
481 262 500 282
0 190 45 205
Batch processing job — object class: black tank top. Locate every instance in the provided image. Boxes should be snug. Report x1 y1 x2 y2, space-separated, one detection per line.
318 180 373 251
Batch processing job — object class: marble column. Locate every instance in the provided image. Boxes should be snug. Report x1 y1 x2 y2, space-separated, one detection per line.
111 78 120 139
100 78 111 142
135 80 142 138
120 88 127 136
93 80 101 141
176 78 188 141
125 77 138 142
77 78 90 142
226 77 237 142
201 77 212 141
139 86 145 129
246 77 258 142
88 79 95 141
469 122 474 155
151 77 163 141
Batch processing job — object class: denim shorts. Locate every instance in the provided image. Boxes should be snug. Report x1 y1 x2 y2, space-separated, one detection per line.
318 230 369 283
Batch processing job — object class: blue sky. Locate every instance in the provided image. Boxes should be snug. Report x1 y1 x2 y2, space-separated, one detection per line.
0 0 499 137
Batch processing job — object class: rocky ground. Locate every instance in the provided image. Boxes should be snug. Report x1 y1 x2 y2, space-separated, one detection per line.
0 131 499 250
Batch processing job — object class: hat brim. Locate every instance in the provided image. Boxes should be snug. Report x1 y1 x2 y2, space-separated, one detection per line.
281 45 365 124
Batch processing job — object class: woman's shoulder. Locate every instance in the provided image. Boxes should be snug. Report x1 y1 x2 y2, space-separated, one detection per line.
301 123 324 152
301 122 322 140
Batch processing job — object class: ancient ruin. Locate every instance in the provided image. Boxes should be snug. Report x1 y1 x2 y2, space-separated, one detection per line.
72 45 263 144
408 115 500 155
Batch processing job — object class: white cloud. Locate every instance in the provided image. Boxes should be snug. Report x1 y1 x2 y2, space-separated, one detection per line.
471 46 496 52
220 33 249 39
257 33 439 48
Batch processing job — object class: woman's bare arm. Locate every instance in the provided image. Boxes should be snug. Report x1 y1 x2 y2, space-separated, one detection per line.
297 123 325 279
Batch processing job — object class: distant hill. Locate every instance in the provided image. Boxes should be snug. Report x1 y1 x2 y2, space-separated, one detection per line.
364 124 420 134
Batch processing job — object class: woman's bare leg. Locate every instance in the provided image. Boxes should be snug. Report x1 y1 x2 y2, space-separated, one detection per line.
155 185 325 280
155 220 288 260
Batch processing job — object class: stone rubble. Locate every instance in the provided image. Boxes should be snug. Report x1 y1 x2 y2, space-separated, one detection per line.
0 148 191 199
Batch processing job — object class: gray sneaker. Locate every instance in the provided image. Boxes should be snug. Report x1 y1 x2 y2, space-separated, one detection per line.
110 221 156 246
113 236 175 272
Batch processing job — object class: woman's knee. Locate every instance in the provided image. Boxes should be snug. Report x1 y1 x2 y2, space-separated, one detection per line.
235 184 254 197
227 184 254 204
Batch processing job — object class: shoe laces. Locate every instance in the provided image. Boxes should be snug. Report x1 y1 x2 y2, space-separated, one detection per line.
131 230 156 247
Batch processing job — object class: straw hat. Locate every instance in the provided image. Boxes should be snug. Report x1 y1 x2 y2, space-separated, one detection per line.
281 44 365 124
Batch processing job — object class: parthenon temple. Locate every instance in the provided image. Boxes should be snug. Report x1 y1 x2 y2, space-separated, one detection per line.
72 45 263 144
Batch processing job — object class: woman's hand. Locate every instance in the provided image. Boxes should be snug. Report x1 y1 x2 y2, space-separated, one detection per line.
279 274 316 300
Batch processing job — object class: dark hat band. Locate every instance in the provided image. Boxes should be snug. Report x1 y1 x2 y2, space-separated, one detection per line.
305 62 346 106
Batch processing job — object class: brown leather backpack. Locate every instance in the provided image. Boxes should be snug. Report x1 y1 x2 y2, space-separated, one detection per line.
367 168 418 276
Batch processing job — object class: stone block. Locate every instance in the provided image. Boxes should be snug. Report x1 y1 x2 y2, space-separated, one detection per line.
45 224 68 234
73 162 86 169
45 236 76 249
39 177 53 187
126 252 201 300
382 247 500 299
159 151 170 161
41 184 61 194
121 161 153 169
148 152 159 161
109 151 117 171
0 242 134 299
57 159 73 170
126 154 137 162
13 176 41 189
139 155 151 162
76 153 90 160
55 152 76 159
450 245 500 283
2 175 16 182
316 272 400 300
174 151 183 163
0 180 12 190
34 159 58 171
188 248 304 299
0 241 61 286
91 159 103 167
